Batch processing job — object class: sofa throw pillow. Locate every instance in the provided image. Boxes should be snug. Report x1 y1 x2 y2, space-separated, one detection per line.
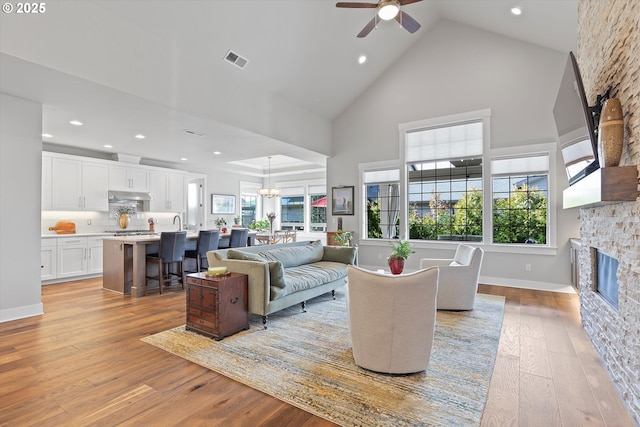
255 240 324 268
322 245 357 265
227 249 259 261
226 249 286 289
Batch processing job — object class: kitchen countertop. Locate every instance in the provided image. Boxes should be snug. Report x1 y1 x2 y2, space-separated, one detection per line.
102 232 199 244
42 233 113 238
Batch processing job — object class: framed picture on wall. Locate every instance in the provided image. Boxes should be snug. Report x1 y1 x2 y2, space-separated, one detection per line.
331 186 354 215
211 194 236 214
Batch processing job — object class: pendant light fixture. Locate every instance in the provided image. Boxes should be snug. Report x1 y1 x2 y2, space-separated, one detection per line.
258 156 281 198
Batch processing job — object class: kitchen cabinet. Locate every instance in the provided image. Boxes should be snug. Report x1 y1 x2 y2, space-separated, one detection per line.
149 170 185 212
50 157 108 211
55 236 105 279
88 236 104 274
42 155 52 210
41 239 57 281
109 164 149 192
57 236 88 278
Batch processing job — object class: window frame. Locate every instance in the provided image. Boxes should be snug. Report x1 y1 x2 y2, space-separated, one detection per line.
399 109 491 245
361 164 401 240
357 109 558 256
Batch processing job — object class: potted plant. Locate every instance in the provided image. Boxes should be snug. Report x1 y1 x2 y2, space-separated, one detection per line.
215 217 227 233
388 240 415 275
233 216 242 227
333 230 353 246
249 218 270 231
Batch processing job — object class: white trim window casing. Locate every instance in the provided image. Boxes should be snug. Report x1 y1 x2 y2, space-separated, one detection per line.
490 144 556 248
363 167 401 239
400 110 490 243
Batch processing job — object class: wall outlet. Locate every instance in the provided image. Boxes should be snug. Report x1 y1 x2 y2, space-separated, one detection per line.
525 263 532 272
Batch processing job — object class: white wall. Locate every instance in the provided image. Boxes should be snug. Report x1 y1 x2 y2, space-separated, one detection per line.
331 20 580 291
0 93 43 321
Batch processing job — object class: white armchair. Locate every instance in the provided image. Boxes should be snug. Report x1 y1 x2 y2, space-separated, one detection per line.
420 244 484 310
346 265 439 374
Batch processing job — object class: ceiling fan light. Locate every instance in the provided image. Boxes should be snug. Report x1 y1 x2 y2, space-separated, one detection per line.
378 2 399 20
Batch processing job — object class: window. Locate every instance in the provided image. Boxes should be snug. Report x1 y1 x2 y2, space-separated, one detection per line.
405 118 485 242
280 195 304 230
364 169 400 239
310 193 327 232
241 195 257 227
492 154 549 245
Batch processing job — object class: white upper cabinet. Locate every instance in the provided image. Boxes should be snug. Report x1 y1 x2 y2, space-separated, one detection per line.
82 162 109 211
50 157 109 211
108 164 149 192
149 170 185 212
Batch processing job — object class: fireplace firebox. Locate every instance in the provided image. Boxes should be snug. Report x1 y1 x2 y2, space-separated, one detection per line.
593 248 619 310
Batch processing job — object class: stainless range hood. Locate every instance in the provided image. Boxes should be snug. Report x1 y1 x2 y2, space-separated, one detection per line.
108 191 152 212
108 191 153 202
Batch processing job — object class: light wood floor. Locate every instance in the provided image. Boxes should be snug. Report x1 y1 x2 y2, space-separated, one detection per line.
0 279 635 426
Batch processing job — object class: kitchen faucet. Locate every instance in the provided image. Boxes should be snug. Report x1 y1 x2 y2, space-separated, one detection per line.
173 214 182 231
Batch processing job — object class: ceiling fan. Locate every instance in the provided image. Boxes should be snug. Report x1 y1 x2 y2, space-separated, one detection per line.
336 0 423 38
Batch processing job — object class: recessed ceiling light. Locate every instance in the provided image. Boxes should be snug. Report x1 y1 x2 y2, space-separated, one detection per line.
42 133 52 138
358 55 367 64
104 144 113 148
134 134 146 139
69 120 83 126
180 157 188 161
213 151 221 155
510 7 522 15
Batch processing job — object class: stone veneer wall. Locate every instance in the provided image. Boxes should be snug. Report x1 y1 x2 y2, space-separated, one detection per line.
577 0 639 422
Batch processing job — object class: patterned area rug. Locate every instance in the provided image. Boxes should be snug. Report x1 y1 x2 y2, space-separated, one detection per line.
142 290 505 427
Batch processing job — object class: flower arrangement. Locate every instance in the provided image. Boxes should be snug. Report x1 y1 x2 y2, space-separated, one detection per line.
114 206 136 218
215 217 227 228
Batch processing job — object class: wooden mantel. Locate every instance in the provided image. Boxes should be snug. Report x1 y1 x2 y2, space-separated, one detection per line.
563 166 639 209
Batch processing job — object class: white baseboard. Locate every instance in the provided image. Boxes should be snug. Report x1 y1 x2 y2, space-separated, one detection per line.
0 303 44 323
479 275 576 294
357 264 576 294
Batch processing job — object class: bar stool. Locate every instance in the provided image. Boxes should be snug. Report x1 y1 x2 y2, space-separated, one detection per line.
228 228 249 248
145 231 187 294
184 230 220 273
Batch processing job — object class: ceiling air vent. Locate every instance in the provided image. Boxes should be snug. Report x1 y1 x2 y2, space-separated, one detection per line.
182 129 205 137
224 50 249 70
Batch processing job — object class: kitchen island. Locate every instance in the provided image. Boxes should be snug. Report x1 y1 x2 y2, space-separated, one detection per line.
103 231 255 297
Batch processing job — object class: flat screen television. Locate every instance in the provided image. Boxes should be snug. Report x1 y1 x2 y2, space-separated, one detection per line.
553 52 602 185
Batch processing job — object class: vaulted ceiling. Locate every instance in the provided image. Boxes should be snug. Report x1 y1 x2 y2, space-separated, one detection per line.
0 0 577 175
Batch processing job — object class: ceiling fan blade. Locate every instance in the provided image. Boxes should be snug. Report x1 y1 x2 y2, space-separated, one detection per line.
395 10 421 34
357 16 377 38
399 0 423 6
336 2 378 8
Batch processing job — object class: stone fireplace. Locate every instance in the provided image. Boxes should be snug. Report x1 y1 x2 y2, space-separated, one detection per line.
577 0 639 423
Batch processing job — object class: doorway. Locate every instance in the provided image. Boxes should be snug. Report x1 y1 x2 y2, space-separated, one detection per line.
186 178 205 231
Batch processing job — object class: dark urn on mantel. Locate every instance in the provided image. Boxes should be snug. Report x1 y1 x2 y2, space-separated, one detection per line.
598 97 624 167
